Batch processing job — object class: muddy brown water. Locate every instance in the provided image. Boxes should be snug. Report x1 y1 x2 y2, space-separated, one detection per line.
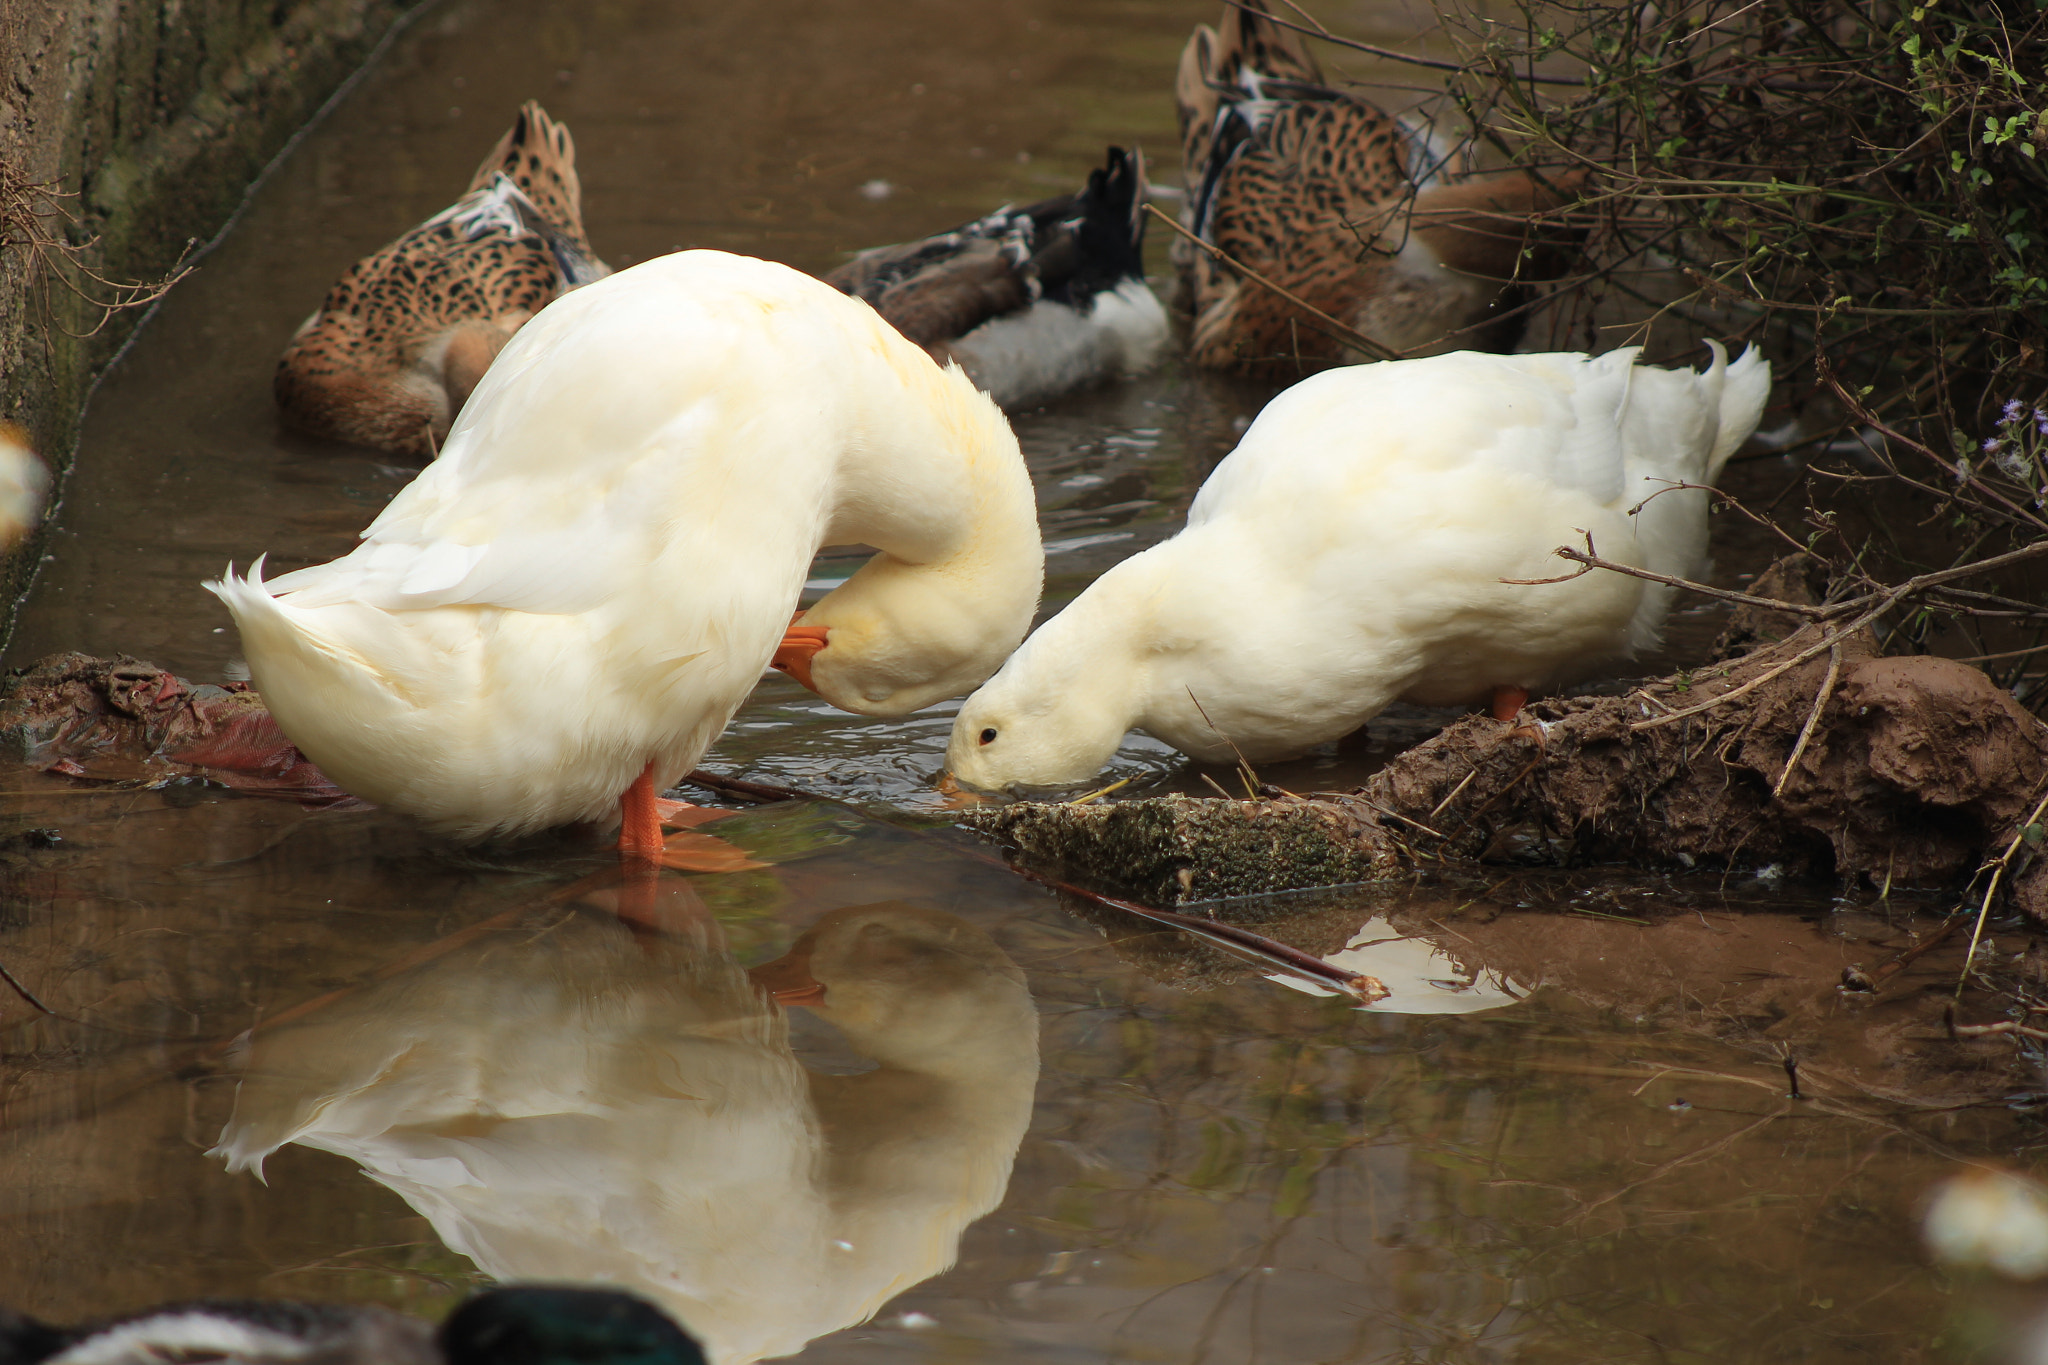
1 0 2044 1361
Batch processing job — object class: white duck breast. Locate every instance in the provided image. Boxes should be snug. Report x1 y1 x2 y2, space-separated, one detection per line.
950 277 1170 411
945 344 1770 791
210 251 1042 840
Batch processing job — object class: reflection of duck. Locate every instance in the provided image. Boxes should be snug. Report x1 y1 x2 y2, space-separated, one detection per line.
2 1286 705 1365
212 901 1038 1365
276 102 610 458
825 148 1170 411
946 345 1770 791
1267 918 1525 1014
1174 1 1582 373
213 252 1043 861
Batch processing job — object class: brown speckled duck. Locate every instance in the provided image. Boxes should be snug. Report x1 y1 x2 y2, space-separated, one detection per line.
1175 1 1583 375
275 101 609 457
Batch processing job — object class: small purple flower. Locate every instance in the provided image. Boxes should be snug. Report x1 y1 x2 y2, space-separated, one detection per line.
2036 407 2048 436
1985 436 2005 453
2004 398 2026 424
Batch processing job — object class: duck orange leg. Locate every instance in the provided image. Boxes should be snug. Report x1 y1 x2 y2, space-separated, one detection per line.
619 761 667 868
618 762 768 873
1489 685 1529 724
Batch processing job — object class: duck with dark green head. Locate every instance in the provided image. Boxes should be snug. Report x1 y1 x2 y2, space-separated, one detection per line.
0 1286 704 1365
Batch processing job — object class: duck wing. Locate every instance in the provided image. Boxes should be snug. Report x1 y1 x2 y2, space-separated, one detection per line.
824 147 1152 350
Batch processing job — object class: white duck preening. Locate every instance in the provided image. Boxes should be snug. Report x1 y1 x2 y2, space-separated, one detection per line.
945 344 1771 792
210 900 1041 1365
209 251 1043 856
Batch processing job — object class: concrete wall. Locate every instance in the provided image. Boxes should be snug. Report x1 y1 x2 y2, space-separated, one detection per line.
0 0 423 640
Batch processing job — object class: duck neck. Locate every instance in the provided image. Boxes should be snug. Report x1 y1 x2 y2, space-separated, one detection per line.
803 335 1044 716
1016 550 1169 774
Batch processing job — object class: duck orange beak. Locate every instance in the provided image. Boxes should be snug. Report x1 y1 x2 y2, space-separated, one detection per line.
771 625 830 693
749 945 826 1007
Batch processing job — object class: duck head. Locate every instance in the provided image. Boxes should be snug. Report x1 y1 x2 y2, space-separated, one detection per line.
941 570 1149 794
782 549 1038 717
440 1287 706 1365
770 347 1043 718
750 902 1037 1079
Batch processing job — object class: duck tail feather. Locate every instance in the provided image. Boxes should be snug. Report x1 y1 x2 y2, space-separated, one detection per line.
470 102 579 222
1176 22 1222 173
1215 0 1323 89
467 102 607 280
1704 341 1773 481
1070 147 1150 294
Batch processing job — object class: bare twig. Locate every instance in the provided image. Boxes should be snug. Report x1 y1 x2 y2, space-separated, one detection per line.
0 959 56 1016
1504 530 1833 617
1772 641 1841 798
1220 0 1585 85
1955 779 2048 999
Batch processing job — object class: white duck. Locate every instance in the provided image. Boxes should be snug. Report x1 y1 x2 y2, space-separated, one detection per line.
945 344 1771 792
209 251 1043 858
211 900 1040 1365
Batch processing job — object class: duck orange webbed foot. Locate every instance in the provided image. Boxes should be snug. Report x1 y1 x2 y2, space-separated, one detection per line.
618 764 763 872
656 798 739 829
657 829 768 874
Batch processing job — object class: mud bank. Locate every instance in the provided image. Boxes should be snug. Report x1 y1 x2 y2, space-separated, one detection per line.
0 0 424 634
972 587 2048 915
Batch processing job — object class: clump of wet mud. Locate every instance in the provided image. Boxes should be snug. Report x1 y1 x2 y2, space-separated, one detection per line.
973 560 2048 913
0 651 351 803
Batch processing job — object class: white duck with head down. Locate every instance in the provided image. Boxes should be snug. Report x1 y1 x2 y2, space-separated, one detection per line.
945 344 1770 794
211 250 1043 843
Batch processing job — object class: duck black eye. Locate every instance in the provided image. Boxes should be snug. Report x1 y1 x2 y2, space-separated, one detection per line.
979 727 998 746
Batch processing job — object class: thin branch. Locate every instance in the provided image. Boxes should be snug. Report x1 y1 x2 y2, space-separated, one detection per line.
1956 779 2048 1000
1772 641 1841 798
1220 0 1584 85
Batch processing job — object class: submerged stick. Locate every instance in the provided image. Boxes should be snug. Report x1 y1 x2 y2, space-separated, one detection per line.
0 958 56 1016
1100 896 1392 1005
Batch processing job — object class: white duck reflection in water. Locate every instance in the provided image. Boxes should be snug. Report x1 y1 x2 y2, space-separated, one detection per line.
210 895 1040 1365
1268 916 1528 1014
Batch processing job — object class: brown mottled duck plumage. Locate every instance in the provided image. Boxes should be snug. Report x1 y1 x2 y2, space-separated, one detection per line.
1174 2 1584 377
275 101 610 458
